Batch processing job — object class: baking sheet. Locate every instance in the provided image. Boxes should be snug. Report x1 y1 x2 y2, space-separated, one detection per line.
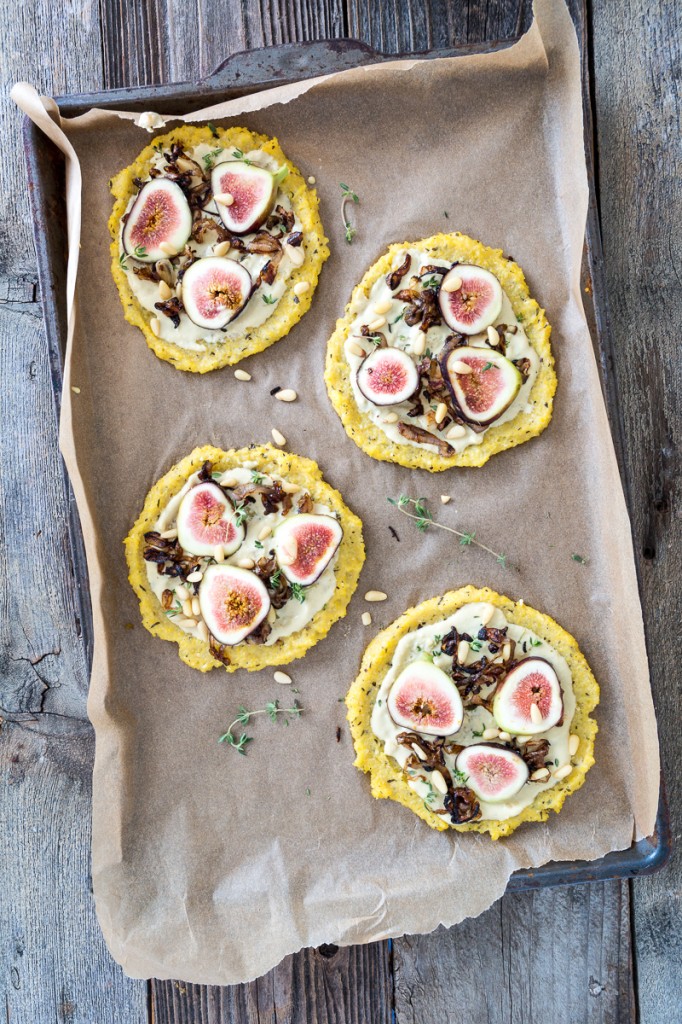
14 0 660 986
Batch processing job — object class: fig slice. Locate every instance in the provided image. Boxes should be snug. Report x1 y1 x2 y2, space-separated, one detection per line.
199 565 270 646
356 347 419 407
456 744 529 803
438 265 503 334
493 657 564 736
387 662 464 737
441 346 522 425
122 179 192 262
272 513 343 586
176 481 244 557
211 161 288 235
181 256 252 330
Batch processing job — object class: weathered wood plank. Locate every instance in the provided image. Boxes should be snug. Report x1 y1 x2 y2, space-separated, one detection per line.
590 2 682 1022
152 944 392 1023
393 882 635 1023
0 305 148 1020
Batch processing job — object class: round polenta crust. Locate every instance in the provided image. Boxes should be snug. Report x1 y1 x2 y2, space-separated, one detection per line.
346 585 598 839
109 126 330 373
325 233 557 470
125 444 365 672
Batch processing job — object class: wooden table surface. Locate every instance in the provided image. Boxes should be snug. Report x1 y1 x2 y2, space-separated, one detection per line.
1 1 679 1021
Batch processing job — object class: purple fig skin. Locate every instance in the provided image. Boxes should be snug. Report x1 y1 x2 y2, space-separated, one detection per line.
387 663 464 737
122 179 192 262
440 347 522 426
181 257 253 330
493 657 564 735
211 162 281 235
274 514 343 586
455 743 529 803
356 347 420 407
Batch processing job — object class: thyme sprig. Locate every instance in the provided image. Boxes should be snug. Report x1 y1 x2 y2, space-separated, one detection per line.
340 182 359 243
387 495 509 568
232 147 253 165
219 699 303 754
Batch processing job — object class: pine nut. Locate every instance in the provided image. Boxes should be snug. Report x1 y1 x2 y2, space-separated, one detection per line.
150 317 162 336
274 671 292 685
515 735 531 745
365 591 387 602
530 703 543 726
442 275 462 293
258 524 272 541
497 731 511 742
367 316 386 331
186 570 202 583
158 279 173 300
182 599 193 618
293 280 310 296
348 341 366 358
450 360 472 374
554 764 573 781
284 242 305 266
159 242 177 255
569 734 580 757
446 424 467 439
238 557 255 569
431 770 448 795
487 325 500 345
71 386 81 394
480 604 495 626
191 597 200 617
411 743 427 760
307 175 316 185
383 412 399 424
271 428 286 446
221 475 239 487
457 640 469 663
175 586 189 602
506 324 518 335
160 528 178 540
267 607 277 624
279 540 297 565
361 611 372 626
482 727 500 740
281 480 299 494
183 618 198 629
197 621 209 642
373 297 392 315
412 335 426 356
214 546 225 563
440 495 451 504
502 642 512 661
234 369 251 381
275 388 297 402
435 402 448 425
213 240 230 257
214 192 234 205
531 767 550 781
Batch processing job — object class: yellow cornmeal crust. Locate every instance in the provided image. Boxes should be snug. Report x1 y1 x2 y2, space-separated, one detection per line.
109 126 329 373
125 445 364 672
325 233 556 470
346 586 598 839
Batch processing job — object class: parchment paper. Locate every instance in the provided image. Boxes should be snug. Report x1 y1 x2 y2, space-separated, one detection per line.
14 0 660 985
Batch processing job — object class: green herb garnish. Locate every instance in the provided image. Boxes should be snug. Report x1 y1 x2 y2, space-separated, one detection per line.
262 294 277 305
572 553 589 565
219 699 302 754
232 147 253 165
388 495 510 568
290 582 306 604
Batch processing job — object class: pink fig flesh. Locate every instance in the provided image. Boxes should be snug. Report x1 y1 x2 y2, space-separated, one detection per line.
356 347 419 407
493 657 564 735
181 256 252 330
438 265 503 334
211 161 281 234
441 347 522 425
273 513 343 586
387 662 464 736
455 744 529 803
122 179 192 262
176 481 244 557
199 565 270 646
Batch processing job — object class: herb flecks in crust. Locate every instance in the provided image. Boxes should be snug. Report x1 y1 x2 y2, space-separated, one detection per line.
125 444 365 673
325 232 556 470
345 586 598 839
109 126 329 373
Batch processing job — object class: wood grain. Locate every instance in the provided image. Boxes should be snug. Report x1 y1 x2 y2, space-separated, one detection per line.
591 1 682 1021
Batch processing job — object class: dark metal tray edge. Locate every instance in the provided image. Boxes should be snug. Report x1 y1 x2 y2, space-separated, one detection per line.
21 38 671 894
